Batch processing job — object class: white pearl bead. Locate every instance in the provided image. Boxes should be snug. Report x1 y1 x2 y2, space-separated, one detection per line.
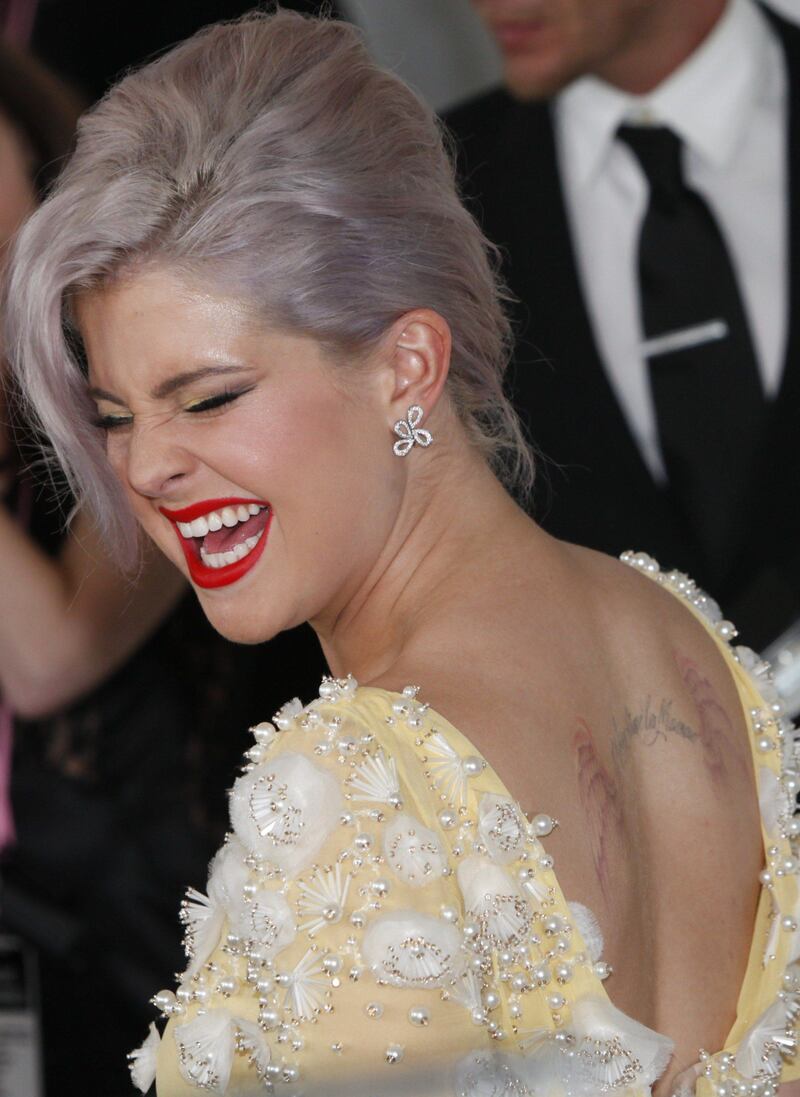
371 878 390 897
256 975 275 995
554 962 572 983
365 1001 384 1019
323 955 342 974
538 854 555 870
593 961 612 979
408 1006 430 1026
354 833 372 851
152 989 176 1012
438 810 457 829
511 974 528 992
245 744 267 764
532 813 555 836
463 920 479 939
217 976 238 996
531 964 551 985
260 1009 280 1029
385 1044 405 1064
440 905 459 923
547 993 566 1010
282 1066 300 1083
782 916 798 932
483 990 500 1010
462 756 486 777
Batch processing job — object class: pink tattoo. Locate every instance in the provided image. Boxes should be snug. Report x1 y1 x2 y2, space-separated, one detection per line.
675 653 746 785
573 719 624 902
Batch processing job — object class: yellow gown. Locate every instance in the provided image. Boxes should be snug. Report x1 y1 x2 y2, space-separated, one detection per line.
130 554 800 1097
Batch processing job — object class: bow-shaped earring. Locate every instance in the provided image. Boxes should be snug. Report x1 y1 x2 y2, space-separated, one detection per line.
393 405 433 458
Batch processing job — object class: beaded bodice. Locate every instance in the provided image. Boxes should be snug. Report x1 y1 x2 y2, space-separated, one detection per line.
131 554 800 1097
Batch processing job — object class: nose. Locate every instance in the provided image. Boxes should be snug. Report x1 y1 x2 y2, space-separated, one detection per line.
119 416 196 501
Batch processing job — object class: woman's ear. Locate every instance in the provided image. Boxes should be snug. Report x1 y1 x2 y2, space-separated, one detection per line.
384 309 452 422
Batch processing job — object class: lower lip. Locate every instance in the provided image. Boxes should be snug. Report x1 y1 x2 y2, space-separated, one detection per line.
173 509 273 590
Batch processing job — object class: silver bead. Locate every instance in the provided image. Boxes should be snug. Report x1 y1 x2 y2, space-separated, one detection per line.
408 1006 430 1026
438 809 457 829
330 1042 343 1054
385 1044 405 1064
365 1001 384 1019
532 813 555 837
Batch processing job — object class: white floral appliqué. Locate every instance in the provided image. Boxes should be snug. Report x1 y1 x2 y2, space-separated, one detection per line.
229 753 342 874
362 910 466 987
383 812 447 886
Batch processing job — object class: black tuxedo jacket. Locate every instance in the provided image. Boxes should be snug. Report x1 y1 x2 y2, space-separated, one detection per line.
445 8 800 651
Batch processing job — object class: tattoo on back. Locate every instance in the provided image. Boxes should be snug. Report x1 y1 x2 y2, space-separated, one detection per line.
573 718 625 902
611 695 697 769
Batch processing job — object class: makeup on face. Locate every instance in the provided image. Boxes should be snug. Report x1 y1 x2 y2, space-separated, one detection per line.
160 496 272 589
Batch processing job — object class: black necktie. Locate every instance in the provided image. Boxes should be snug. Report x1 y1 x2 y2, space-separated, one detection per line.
617 124 765 581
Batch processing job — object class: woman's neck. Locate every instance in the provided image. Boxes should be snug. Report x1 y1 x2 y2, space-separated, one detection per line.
311 446 546 684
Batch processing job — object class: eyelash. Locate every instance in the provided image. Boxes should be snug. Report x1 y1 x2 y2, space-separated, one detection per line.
94 387 252 431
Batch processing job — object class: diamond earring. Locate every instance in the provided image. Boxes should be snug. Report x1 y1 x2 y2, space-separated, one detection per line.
393 405 433 458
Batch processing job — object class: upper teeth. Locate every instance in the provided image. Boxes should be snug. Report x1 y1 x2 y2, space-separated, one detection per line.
177 503 264 539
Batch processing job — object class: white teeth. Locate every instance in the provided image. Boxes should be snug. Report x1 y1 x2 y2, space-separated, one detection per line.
176 503 267 541
200 529 264 570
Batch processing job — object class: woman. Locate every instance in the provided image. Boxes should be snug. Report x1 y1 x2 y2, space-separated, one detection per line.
4 11 798 1097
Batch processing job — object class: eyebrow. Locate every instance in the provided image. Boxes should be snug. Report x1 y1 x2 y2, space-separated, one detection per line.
88 364 253 405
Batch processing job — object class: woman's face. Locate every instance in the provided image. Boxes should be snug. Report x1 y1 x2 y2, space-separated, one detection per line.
78 268 405 644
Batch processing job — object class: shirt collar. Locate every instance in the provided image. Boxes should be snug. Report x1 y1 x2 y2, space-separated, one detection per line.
555 0 774 188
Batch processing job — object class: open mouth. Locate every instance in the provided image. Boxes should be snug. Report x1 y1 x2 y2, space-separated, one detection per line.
159 497 272 590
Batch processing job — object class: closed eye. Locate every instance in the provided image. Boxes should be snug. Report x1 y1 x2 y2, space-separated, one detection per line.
94 412 133 431
184 387 254 415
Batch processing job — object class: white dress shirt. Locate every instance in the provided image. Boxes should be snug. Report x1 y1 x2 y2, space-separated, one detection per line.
554 0 788 482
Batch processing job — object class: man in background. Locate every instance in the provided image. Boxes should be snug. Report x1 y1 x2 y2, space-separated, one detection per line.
447 0 800 654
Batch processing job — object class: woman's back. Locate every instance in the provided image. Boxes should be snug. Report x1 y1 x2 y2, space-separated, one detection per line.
383 537 765 1092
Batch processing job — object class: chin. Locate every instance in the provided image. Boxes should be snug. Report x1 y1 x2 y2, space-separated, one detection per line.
503 52 583 99
195 594 283 646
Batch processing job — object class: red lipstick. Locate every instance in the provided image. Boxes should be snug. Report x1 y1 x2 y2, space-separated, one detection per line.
159 497 271 590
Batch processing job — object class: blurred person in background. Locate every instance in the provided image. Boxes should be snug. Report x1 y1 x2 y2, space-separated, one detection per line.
447 0 800 659
0 37 323 1096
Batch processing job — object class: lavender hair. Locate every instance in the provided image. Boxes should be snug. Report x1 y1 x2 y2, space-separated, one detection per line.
4 9 533 562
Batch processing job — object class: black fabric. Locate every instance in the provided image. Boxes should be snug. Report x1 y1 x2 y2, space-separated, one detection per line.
617 123 766 580
444 6 800 652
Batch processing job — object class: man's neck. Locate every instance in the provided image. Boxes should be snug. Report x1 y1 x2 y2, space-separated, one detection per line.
592 0 729 95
